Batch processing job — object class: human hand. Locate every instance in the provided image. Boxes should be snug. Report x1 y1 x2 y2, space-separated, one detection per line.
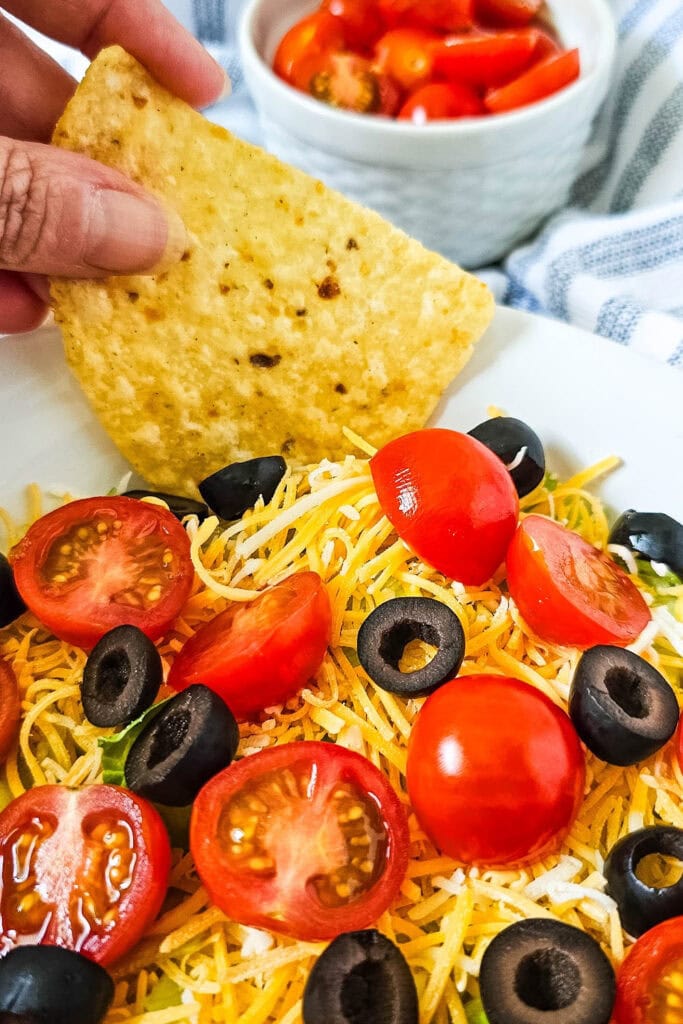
0 0 230 334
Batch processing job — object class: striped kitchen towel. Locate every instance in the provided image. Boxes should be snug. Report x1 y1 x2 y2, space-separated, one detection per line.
495 0 683 368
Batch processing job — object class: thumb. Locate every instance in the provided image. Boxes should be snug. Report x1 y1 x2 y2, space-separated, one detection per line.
0 136 187 278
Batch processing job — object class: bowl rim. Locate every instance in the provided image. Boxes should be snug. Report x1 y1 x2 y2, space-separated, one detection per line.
238 0 617 137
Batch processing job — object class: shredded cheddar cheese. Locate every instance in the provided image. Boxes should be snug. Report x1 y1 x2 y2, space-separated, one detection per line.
0 449 682 1024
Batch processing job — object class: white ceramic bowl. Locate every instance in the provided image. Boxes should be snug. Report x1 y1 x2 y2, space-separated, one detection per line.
238 0 616 267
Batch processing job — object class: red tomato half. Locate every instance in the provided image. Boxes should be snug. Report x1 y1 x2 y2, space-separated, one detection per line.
379 0 473 32
398 81 484 120
432 30 539 87
370 429 519 585
0 784 171 966
614 917 683 1024
406 675 585 866
191 741 409 940
321 0 385 50
273 12 345 91
506 515 651 648
0 661 20 764
168 571 332 720
374 28 439 90
485 47 580 113
677 714 683 775
475 0 543 27
10 497 194 649
310 53 402 115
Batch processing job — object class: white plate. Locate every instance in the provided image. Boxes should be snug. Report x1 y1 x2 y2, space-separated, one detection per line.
1 307 681 528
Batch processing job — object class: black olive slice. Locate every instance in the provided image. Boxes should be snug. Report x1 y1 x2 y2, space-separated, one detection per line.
479 919 616 1024
302 929 418 1024
0 553 25 629
198 456 287 520
568 645 679 766
357 598 465 697
125 684 239 805
81 625 163 728
0 945 113 1024
468 416 545 497
605 826 683 937
123 489 209 522
608 509 683 577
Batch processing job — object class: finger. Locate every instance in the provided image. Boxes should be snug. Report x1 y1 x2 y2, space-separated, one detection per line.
0 14 77 141
0 270 48 333
0 136 188 277
2 0 229 109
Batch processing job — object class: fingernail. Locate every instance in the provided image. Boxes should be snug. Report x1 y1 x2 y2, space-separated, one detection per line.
85 190 189 275
217 68 232 102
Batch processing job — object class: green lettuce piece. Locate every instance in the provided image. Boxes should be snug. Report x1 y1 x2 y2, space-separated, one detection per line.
98 698 171 786
143 975 183 1012
634 557 681 592
465 998 489 1024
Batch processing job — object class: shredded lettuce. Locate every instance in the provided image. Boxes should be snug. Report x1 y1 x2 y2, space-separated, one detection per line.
98 698 171 787
465 998 489 1024
143 975 183 1012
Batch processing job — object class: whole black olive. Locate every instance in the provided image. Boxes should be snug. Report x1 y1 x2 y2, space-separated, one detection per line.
468 417 545 497
568 645 679 766
0 945 113 1024
605 826 683 937
125 684 239 805
81 625 163 728
303 930 418 1024
357 597 465 697
608 509 683 577
479 919 616 1024
0 553 25 629
123 489 209 522
198 456 287 520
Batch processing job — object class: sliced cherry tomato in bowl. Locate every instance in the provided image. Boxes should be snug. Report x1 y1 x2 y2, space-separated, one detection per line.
506 515 651 648
406 675 585 866
432 29 539 88
190 741 409 941
0 661 20 764
398 81 484 120
614 917 683 1023
321 0 385 51
374 28 439 91
485 47 581 113
475 0 543 27
311 53 402 115
273 11 345 91
10 496 194 649
370 429 519 585
0 784 171 966
379 0 473 32
167 571 332 720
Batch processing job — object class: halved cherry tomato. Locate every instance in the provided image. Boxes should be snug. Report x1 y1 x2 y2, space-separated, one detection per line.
475 0 543 27
614 917 683 1023
374 28 439 90
398 81 484 120
191 741 409 940
311 53 402 115
0 784 171 966
406 675 585 866
485 47 580 113
506 515 651 648
0 661 20 764
321 0 385 50
10 497 194 649
168 571 332 720
273 12 345 91
379 0 473 32
432 29 539 87
677 714 683 774
370 429 519 585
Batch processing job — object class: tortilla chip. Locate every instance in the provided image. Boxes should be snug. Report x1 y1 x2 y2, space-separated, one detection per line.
51 46 494 497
